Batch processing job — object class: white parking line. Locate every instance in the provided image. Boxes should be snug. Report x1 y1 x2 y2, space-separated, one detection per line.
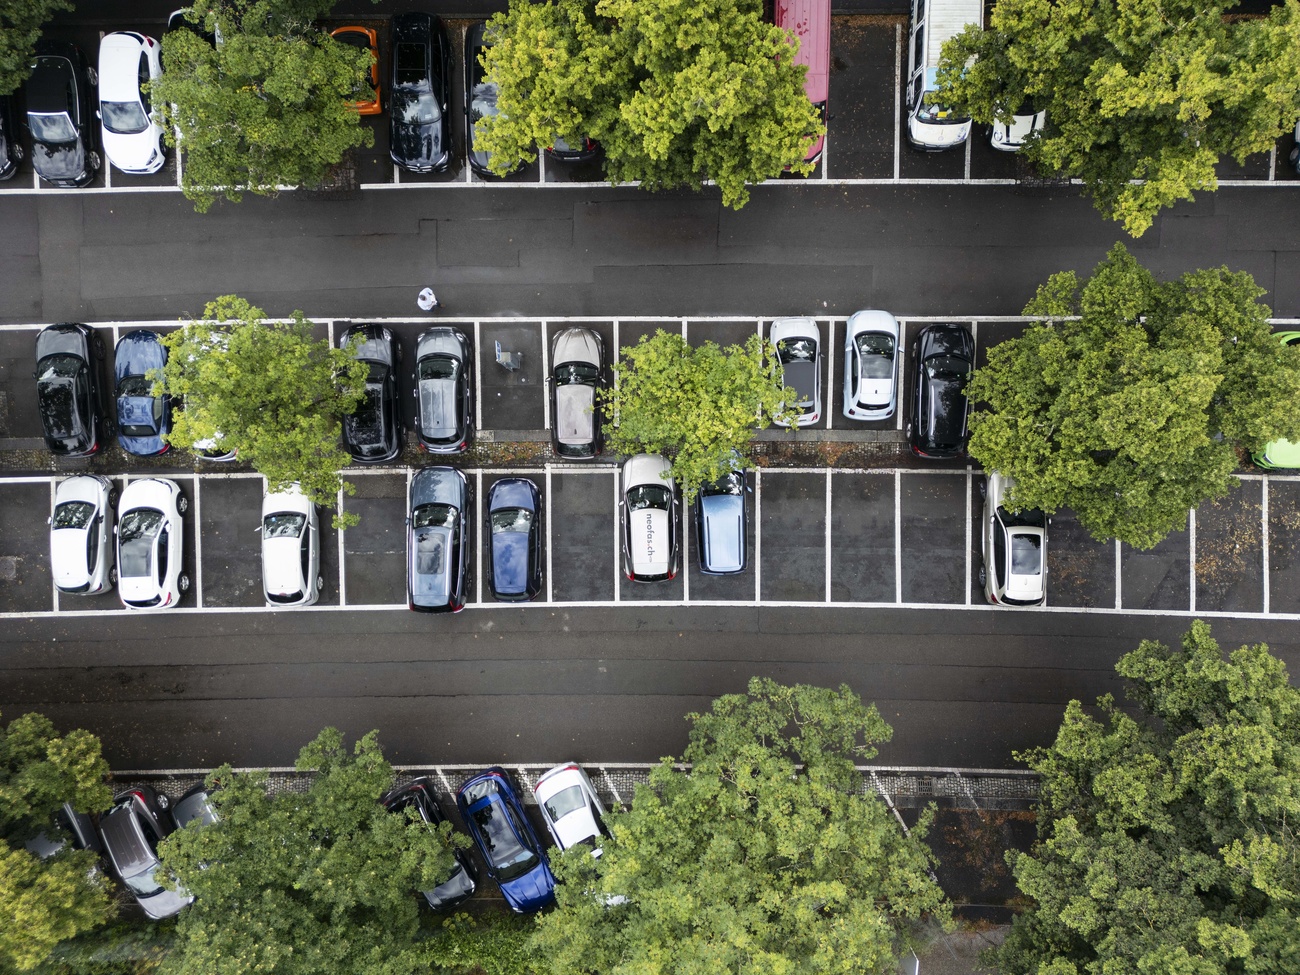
825 318 835 430
965 469 972 606
545 467 554 603
337 483 348 606
894 470 903 603
681 494 690 601
613 468 621 600
1262 477 1271 614
49 479 58 611
540 320 550 431
754 468 763 602
824 469 832 601
193 477 204 608
1189 508 1197 613
893 23 902 181
1114 539 1122 610
964 132 972 181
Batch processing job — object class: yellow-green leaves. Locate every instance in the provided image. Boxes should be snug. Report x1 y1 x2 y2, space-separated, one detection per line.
0 0 73 98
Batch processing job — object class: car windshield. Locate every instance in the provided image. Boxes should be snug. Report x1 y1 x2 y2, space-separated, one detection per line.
491 507 532 534
554 362 599 386
925 355 970 379
471 83 499 120
419 356 457 381
1011 533 1043 575
705 471 744 496
263 512 305 539
471 802 537 878
395 89 440 125
117 375 150 396
101 100 148 134
918 95 969 125
779 338 817 362
124 863 165 897
39 354 81 381
52 500 94 530
29 112 77 143
855 333 895 378
626 484 670 511
543 785 586 823
118 508 163 576
413 502 457 530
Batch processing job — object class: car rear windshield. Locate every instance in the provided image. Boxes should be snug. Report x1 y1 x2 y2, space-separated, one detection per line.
101 100 148 134
626 485 670 511
119 508 162 576
925 355 969 379
1011 533 1042 575
52 500 94 529
263 512 305 539
542 785 586 823
491 508 532 534
855 333 894 377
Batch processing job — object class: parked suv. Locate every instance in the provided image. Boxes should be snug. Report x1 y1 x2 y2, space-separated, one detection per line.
548 327 605 459
414 327 473 453
908 323 973 459
695 460 748 576
979 472 1047 607
99 786 194 920
340 324 403 464
380 777 478 912
620 454 680 583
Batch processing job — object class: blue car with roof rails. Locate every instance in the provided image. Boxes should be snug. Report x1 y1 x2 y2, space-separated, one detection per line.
486 477 543 601
456 767 555 913
114 329 172 456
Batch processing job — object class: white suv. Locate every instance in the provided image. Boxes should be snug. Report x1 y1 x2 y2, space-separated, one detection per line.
980 472 1047 607
620 454 679 583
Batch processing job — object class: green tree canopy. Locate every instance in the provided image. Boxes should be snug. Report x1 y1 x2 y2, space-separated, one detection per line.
530 678 952 975
152 0 376 212
966 244 1300 549
159 295 368 526
936 0 1300 237
160 728 462 975
996 621 1300 975
476 0 823 207
0 0 73 97
600 330 796 502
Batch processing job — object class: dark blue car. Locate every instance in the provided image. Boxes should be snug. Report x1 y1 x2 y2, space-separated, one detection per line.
114 329 172 456
455 767 555 913
486 477 543 602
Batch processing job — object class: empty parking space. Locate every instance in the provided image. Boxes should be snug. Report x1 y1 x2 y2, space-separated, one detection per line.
1194 481 1264 614
826 19 899 179
899 472 966 604
1044 508 1115 609
685 319 758 352
339 473 408 606
759 472 826 602
196 476 265 608
549 470 616 603
1120 517 1190 612
830 472 895 602
1267 478 1300 613
0 479 56 613
477 322 544 432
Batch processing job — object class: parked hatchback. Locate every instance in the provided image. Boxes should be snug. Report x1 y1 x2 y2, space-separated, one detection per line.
456 768 555 913
35 323 108 457
534 763 608 855
549 327 605 459
390 12 451 173
381 777 478 912
115 329 172 456
908 323 973 459
843 310 899 421
487 477 543 601
97 32 164 174
261 485 321 607
341 324 403 464
465 22 523 177
770 318 821 427
414 327 473 453
116 478 188 610
621 454 679 583
407 466 470 613
26 40 99 187
99 786 194 920
1251 331 1300 469
50 474 116 595
695 461 748 576
980 472 1047 607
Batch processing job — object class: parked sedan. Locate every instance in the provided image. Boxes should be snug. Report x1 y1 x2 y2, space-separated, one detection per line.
50 475 116 595
1252 331 1300 469
770 317 822 427
549 327 605 459
390 12 451 173
330 26 381 116
980 472 1047 607
99 786 194 920
465 23 524 177
381 777 478 912
261 485 321 607
341 324 403 464
843 310 899 421
407 466 470 613
414 327 472 453
114 329 172 456
35 323 108 457
695 461 747 576
456 768 555 913
97 32 164 174
27 40 99 187
621 454 679 583
487 478 543 602
0 94 23 181
534 763 608 855
908 323 974 459
116 478 188 610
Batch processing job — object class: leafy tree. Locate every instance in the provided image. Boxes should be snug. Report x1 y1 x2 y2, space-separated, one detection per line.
935 0 1300 237
530 678 952 975
995 621 1300 975
0 0 73 97
600 330 796 502
0 712 115 972
152 0 377 212
158 295 368 527
967 244 1300 549
477 0 823 208
160 728 462 975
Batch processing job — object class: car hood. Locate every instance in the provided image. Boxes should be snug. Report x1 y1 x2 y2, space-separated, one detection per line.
393 119 446 169
629 507 670 575
262 537 304 597
1258 437 1300 468
102 128 157 170
623 454 672 490
422 861 476 911
500 861 556 913
418 378 457 440
491 532 529 595
50 528 93 589
138 882 194 920
33 138 87 182
552 329 601 366
410 467 465 507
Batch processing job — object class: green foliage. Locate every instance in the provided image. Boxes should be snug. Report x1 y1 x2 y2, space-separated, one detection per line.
936 0 1300 237
152 0 377 212
601 330 795 502
160 728 461 975
420 911 534 975
966 244 1300 548
0 712 112 846
0 0 73 97
158 295 368 528
995 621 1300 975
477 0 822 207
0 843 114 972
32 916 172 975
530 678 952 975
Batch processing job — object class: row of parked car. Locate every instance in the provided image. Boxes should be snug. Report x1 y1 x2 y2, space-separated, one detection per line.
25 763 611 920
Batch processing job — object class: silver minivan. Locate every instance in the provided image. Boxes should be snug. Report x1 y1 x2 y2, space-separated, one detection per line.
905 0 983 150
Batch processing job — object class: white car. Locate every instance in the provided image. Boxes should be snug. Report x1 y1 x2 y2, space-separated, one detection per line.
980 472 1047 607
990 103 1046 153
261 485 322 607
620 454 679 583
770 318 822 427
116 478 188 610
534 763 608 855
843 310 899 421
97 32 164 174
49 475 116 595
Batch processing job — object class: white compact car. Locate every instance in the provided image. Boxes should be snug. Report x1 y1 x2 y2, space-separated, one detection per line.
990 104 1047 152
116 478 188 610
980 472 1047 607
49 475 117 595
261 485 322 607
98 32 164 174
620 454 679 583
843 310 899 421
534 763 609 855
770 318 822 428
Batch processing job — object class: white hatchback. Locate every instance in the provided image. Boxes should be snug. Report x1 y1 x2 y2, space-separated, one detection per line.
261 485 322 607
534 763 608 855
98 32 164 174
620 454 679 583
770 318 822 428
49 475 116 595
116 478 188 610
980 472 1047 607
842 310 899 421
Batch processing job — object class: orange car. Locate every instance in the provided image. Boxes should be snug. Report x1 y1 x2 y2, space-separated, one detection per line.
330 26 380 115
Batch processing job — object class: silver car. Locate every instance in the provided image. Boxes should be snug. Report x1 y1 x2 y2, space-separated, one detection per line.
980 472 1047 607
50 474 116 595
842 310 899 421
549 327 606 459
414 327 473 454
770 318 822 427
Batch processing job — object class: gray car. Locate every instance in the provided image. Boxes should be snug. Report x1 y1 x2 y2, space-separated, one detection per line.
414 327 473 453
99 786 194 920
407 467 471 613
549 327 605 459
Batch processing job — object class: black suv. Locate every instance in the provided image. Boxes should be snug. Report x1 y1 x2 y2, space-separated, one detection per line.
26 40 99 187
390 12 451 173
341 324 403 464
98 786 194 920
35 323 109 456
380 777 478 911
908 323 974 459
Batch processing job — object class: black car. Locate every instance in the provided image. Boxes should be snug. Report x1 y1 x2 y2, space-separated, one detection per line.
390 12 451 173
908 323 974 459
26 40 99 187
35 323 109 457
380 777 479 912
0 93 24 181
414 327 473 453
546 135 597 163
465 22 524 178
486 477 543 602
341 324 403 464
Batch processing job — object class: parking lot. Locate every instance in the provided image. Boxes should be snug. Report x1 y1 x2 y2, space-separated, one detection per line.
2 15 1297 195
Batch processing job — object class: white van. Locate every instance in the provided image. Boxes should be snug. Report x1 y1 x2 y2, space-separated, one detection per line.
905 0 982 151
